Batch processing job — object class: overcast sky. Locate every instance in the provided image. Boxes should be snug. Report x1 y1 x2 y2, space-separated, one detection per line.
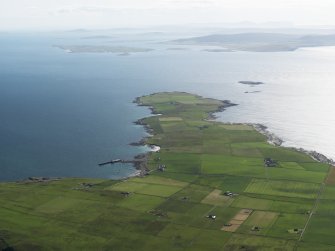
2 0 335 30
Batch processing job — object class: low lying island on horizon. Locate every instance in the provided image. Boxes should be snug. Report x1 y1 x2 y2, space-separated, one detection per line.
0 92 334 251
169 33 335 52
239 81 265 86
54 45 154 55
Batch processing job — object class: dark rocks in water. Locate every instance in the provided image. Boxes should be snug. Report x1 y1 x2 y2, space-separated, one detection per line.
239 81 265 86
19 177 61 183
222 100 238 107
253 124 283 146
296 149 335 165
129 138 147 146
253 123 335 166
245 91 261 94
207 100 238 120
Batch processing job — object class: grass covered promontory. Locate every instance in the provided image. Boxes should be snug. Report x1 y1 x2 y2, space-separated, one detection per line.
1 92 334 250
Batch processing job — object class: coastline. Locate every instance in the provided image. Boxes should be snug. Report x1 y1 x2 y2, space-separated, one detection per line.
130 92 334 179
3 91 335 250
130 92 238 177
251 123 335 166
11 92 332 183
129 96 164 176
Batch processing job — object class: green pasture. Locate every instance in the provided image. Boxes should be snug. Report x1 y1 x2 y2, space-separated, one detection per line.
237 211 278 235
244 179 320 199
223 234 296 250
303 214 335 246
201 154 265 176
267 213 308 239
195 175 251 193
231 195 313 214
0 92 333 250
107 180 183 197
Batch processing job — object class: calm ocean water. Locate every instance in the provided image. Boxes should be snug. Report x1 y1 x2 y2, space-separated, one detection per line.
1 31 334 181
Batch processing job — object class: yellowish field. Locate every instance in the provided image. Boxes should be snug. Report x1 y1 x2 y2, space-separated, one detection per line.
201 189 233 206
325 167 335 185
222 209 253 232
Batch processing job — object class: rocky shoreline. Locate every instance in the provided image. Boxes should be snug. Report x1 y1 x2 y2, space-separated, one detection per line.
208 105 334 167
127 97 159 176
252 123 284 146
130 92 334 179
252 123 335 166
207 100 238 120
130 93 237 177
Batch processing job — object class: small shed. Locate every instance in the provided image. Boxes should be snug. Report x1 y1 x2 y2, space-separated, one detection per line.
207 215 216 220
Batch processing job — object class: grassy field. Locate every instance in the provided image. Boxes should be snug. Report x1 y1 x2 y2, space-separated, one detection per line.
0 92 332 250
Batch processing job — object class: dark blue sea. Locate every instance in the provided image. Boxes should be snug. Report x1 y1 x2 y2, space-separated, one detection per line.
1 31 334 181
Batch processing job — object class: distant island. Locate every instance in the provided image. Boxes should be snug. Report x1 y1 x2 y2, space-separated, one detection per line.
245 90 261 94
239 81 265 86
54 45 154 54
170 33 335 52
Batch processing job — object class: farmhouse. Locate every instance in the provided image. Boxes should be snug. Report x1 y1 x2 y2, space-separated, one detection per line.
223 191 233 196
207 215 216 220
251 226 260 231
264 158 277 167
158 164 166 171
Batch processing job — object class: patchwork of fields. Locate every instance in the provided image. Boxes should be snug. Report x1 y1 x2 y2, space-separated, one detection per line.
0 92 333 250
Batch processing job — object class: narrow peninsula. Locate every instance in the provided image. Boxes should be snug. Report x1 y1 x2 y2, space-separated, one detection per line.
0 92 334 251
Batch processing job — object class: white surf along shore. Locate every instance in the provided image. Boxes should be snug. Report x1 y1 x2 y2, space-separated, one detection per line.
210 105 335 166
129 94 334 181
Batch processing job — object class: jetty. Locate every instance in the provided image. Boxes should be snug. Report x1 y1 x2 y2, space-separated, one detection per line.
98 159 145 166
